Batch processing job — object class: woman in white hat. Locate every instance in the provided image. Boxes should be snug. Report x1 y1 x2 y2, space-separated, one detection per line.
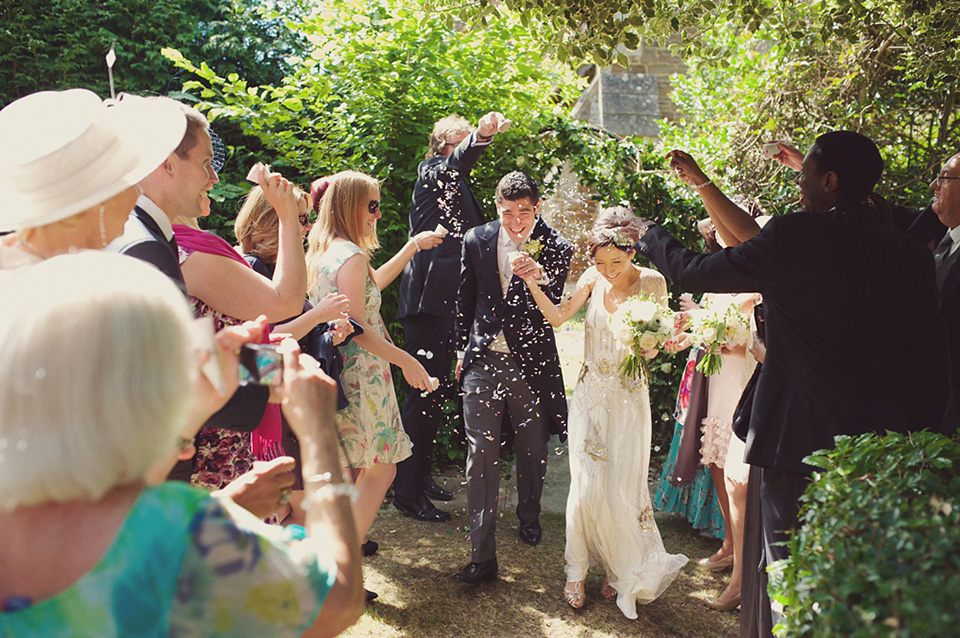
0 88 185 270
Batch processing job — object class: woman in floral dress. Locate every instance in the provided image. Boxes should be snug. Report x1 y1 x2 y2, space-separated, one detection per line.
305 171 442 570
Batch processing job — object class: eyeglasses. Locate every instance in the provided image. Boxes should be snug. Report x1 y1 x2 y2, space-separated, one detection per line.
298 213 310 226
368 200 380 214
935 175 960 188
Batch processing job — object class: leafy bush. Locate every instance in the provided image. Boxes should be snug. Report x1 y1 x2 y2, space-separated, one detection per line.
772 431 960 637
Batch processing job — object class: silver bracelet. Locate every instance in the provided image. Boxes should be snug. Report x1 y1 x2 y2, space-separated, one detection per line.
412 237 421 252
690 179 712 191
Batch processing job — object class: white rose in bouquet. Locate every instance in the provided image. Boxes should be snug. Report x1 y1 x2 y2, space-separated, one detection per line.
638 332 660 351
608 292 675 382
629 299 658 324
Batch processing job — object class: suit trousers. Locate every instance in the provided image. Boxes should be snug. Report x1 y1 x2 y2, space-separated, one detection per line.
462 350 548 562
740 464 773 638
395 314 456 500
759 466 810 629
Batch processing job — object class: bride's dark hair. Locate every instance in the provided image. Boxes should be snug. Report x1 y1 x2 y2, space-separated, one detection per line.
587 205 644 258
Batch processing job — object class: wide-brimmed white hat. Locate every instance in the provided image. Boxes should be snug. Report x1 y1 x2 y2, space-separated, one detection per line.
0 89 186 231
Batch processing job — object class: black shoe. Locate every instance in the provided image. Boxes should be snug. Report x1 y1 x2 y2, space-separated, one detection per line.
365 589 378 603
392 494 451 522
424 476 453 501
520 522 542 546
453 559 498 584
361 539 379 557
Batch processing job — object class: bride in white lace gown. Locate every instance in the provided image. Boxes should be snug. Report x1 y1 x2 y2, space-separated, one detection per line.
522 208 688 617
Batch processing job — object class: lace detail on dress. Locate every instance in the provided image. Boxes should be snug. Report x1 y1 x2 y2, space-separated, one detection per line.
563 267 687 618
699 416 733 467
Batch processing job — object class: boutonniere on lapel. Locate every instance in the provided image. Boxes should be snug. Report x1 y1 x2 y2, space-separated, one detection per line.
520 238 543 261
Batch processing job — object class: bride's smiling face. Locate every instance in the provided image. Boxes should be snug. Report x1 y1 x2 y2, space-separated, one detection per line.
593 245 635 283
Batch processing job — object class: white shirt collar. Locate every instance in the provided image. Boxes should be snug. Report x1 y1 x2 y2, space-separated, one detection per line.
136 194 174 241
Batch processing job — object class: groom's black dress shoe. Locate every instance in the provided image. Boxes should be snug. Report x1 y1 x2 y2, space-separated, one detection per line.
520 522 542 546
393 494 451 522
453 559 498 584
425 476 453 501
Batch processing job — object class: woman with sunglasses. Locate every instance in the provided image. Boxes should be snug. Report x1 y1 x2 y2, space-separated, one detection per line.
305 171 442 596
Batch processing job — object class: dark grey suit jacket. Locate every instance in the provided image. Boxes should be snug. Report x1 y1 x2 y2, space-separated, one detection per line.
397 132 488 320
457 217 573 439
894 204 960 433
108 205 268 438
108 206 186 296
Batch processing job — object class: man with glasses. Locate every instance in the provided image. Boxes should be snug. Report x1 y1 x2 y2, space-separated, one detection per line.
895 153 960 435
393 112 509 522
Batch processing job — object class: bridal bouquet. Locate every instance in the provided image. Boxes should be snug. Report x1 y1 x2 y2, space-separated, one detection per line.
609 293 675 381
690 300 750 376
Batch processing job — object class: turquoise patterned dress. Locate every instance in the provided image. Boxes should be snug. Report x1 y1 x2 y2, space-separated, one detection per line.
309 239 413 468
0 482 336 637
653 349 725 540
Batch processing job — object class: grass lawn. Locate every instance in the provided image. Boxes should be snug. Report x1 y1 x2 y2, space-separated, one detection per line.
342 499 740 638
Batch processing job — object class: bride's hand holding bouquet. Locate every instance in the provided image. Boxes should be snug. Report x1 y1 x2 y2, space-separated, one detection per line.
609 293 675 381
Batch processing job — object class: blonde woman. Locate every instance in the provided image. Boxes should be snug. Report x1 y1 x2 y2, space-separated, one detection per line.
305 171 441 597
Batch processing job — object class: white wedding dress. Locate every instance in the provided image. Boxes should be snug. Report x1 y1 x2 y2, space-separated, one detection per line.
564 270 688 618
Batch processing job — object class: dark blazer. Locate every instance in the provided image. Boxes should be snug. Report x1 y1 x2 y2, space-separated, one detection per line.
637 201 950 473
894 204 960 433
457 217 573 438
108 205 268 435
108 206 186 296
397 132 488 320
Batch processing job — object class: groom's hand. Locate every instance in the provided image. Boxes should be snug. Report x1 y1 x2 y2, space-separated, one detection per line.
510 252 541 280
455 357 463 382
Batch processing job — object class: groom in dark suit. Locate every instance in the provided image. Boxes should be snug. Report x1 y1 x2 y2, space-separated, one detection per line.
453 171 572 584
636 132 949 631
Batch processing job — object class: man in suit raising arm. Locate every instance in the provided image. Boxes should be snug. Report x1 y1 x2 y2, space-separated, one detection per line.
453 171 572 584
394 112 509 522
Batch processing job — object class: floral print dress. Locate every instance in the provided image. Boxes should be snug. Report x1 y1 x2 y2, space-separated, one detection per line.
178 243 255 490
309 239 412 468
0 482 335 637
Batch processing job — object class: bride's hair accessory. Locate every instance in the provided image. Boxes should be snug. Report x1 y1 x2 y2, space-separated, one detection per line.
597 227 634 250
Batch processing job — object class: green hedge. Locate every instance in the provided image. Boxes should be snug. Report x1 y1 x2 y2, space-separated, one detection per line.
772 431 960 637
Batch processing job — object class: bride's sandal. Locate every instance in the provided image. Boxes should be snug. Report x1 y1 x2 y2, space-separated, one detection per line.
601 575 617 599
563 580 586 609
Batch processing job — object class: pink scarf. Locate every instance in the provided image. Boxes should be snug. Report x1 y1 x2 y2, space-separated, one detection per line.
173 225 283 460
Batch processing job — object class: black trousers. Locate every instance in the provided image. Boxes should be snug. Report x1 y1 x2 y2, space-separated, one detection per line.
394 314 456 501
749 465 809 634
740 464 772 638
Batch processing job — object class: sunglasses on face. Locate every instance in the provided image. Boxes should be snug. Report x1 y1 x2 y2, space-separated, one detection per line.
368 200 380 214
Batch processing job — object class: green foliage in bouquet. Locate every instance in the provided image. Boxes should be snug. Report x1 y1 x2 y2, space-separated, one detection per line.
771 431 960 637
608 293 674 382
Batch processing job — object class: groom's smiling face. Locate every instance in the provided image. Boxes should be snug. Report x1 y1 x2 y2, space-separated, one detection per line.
498 196 540 243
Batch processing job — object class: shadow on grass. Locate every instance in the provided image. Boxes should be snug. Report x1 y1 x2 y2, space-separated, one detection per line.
342 503 740 638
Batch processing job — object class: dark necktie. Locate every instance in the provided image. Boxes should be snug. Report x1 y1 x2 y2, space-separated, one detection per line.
935 232 955 291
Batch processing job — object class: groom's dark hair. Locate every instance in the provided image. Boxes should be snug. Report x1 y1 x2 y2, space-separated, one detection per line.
495 171 539 205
